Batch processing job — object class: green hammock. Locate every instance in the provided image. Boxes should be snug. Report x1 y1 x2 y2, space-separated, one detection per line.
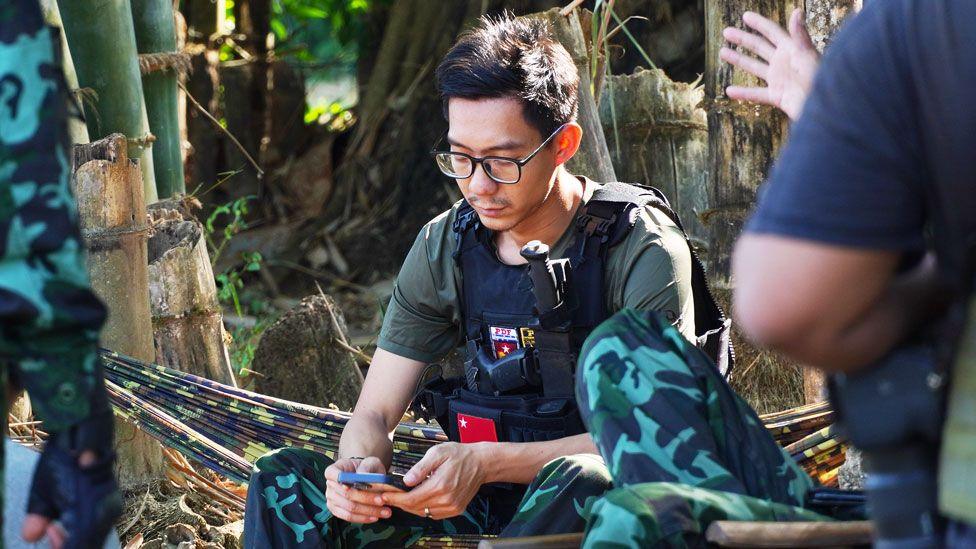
100 350 844 487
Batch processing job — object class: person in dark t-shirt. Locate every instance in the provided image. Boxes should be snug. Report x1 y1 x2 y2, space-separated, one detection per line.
732 0 976 542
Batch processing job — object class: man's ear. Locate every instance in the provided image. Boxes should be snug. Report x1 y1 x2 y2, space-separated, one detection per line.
553 122 583 166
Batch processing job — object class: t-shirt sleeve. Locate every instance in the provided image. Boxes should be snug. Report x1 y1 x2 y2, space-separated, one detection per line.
376 212 463 364
612 209 696 340
745 0 927 251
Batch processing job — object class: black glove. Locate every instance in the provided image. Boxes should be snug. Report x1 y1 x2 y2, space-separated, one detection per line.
27 411 123 549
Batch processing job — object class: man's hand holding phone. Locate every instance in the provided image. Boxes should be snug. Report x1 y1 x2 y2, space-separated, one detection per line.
324 457 395 524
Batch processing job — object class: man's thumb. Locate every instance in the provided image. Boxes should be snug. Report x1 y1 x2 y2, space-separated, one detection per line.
22 513 51 542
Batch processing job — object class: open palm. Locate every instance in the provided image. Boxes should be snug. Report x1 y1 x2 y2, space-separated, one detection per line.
720 9 821 121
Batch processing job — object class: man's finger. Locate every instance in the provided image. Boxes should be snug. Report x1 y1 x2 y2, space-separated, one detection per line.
21 514 51 542
720 48 769 80
357 457 386 474
726 85 773 106
723 27 774 60
47 523 66 549
330 504 379 524
742 11 790 46
788 8 816 50
404 448 447 486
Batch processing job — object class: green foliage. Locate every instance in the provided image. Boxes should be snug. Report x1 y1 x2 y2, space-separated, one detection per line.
203 196 264 317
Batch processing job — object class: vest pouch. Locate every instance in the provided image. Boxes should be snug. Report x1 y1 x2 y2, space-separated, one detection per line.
447 389 585 443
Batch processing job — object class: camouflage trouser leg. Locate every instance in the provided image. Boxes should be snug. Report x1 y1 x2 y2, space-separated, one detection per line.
244 448 612 547
576 310 827 548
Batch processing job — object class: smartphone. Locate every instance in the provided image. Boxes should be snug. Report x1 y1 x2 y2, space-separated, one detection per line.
337 472 410 493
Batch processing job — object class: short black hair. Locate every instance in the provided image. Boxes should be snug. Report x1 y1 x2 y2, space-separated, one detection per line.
435 13 579 138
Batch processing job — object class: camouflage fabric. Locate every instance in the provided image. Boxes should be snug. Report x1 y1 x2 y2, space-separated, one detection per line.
0 0 110 543
576 310 827 548
0 0 107 432
243 448 611 548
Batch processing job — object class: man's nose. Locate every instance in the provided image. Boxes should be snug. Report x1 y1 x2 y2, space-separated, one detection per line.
467 163 499 196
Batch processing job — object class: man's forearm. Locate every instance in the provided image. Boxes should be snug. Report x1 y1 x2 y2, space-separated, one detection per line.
338 411 395 467
477 433 599 485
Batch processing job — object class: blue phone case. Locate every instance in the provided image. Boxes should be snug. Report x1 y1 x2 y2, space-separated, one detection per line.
337 472 409 491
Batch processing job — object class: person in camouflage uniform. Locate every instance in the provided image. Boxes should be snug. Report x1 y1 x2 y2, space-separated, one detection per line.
1 1 121 546
575 310 828 548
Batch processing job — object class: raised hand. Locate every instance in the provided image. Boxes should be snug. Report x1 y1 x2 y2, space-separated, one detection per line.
720 8 820 120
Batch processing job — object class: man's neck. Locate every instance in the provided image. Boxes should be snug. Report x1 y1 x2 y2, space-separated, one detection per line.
497 169 584 260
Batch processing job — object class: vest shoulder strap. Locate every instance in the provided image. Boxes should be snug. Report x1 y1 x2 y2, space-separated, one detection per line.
581 182 735 377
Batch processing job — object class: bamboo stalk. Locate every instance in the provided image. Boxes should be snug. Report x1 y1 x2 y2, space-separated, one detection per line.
57 0 159 203
132 0 187 198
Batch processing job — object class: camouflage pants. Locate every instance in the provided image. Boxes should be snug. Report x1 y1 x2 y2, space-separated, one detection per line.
576 310 828 548
244 449 612 547
1 1 110 543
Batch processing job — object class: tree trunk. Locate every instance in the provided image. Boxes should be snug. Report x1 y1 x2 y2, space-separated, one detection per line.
251 295 363 410
132 0 187 199
71 135 164 486
182 0 223 193
147 205 236 386
599 69 709 244
704 0 798 287
804 0 862 52
57 0 159 204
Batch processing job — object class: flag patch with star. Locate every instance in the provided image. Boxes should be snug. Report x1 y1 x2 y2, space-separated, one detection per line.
489 326 520 359
457 413 498 443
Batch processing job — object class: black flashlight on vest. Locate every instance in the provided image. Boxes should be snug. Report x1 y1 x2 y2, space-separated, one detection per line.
467 241 575 396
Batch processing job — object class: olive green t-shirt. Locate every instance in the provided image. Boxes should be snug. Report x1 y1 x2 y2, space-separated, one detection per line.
377 179 695 363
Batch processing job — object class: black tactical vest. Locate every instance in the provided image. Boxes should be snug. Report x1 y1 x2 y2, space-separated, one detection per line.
414 182 732 444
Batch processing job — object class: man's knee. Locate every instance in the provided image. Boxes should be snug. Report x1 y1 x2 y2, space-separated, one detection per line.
252 446 332 477
576 310 694 417
538 455 613 494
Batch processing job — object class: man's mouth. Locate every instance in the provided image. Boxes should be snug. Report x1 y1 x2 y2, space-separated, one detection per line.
475 205 507 218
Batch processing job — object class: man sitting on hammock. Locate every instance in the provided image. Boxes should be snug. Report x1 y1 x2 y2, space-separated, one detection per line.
242 9 822 549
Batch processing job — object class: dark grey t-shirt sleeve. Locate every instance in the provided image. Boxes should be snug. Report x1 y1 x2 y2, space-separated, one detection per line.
745 0 927 251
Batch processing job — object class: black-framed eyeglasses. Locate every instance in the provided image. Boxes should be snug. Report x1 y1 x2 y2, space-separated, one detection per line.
430 124 567 184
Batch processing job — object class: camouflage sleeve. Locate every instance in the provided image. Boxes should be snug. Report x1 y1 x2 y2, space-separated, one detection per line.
0 0 109 432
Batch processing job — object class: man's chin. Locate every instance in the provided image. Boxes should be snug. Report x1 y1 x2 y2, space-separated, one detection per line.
476 214 517 232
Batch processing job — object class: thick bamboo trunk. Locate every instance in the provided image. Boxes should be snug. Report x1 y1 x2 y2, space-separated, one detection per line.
71 135 164 486
57 0 159 204
599 69 709 244
39 0 89 145
147 205 236 385
704 0 798 287
132 0 187 199
529 8 616 183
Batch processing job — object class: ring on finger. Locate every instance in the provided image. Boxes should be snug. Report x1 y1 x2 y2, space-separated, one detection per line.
424 506 432 519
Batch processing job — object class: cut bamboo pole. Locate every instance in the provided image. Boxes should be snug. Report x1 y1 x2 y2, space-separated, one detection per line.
527 9 616 183
71 134 164 485
147 205 236 386
57 0 159 204
599 69 709 244
132 0 187 199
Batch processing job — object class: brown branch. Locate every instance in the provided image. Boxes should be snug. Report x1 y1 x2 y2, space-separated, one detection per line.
178 81 265 178
559 0 586 16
